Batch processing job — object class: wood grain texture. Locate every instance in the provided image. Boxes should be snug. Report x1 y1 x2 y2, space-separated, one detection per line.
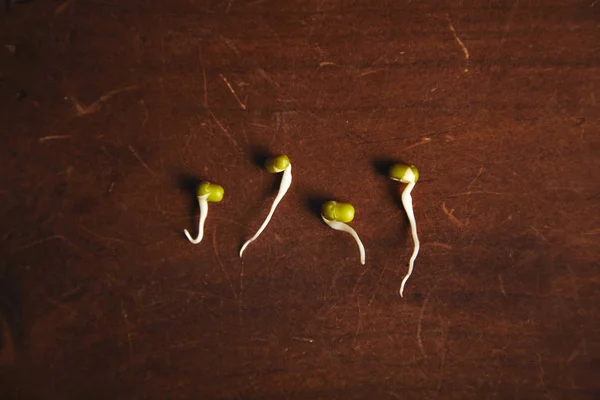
0 0 599 398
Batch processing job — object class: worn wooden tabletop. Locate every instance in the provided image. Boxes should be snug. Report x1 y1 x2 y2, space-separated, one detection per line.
1 0 599 398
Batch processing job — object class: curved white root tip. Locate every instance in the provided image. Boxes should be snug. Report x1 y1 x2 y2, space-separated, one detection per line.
184 195 209 244
240 165 292 257
399 275 410 298
321 216 366 265
399 182 420 297
184 229 201 244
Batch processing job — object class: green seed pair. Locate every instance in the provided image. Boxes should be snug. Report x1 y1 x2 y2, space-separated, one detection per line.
184 155 291 248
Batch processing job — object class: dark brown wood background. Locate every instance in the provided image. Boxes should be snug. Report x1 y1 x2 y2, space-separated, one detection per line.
1 0 599 398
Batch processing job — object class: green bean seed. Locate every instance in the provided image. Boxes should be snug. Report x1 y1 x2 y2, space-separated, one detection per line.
265 155 291 173
197 182 224 203
388 163 419 184
321 201 355 223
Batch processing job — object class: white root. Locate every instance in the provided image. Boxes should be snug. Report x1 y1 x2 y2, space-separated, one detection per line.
184 194 210 244
321 216 366 265
240 165 292 257
399 181 419 297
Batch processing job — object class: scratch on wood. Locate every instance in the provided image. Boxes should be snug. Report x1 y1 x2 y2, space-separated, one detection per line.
13 235 83 253
442 202 465 228
417 283 438 357
197 48 208 108
566 338 588 364
426 242 453 250
403 137 432 151
39 135 71 142
292 337 315 343
255 67 279 88
209 111 244 152
565 264 585 316
433 323 448 399
219 74 247 110
448 19 469 72
213 226 238 299
353 263 373 293
448 191 505 197
498 274 506 296
120 300 134 362
357 68 384 77
368 263 388 306
72 85 138 117
537 353 549 392
239 256 245 324
219 36 241 56
128 146 158 178
529 226 549 243
80 225 127 245
319 61 337 67
467 167 485 191
352 297 363 347
140 99 149 127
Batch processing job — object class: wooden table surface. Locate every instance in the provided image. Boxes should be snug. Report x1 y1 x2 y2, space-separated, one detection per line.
1 1 599 398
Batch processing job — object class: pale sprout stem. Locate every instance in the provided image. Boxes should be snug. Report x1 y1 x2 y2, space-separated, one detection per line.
399 181 419 297
184 194 210 244
321 216 366 265
240 165 292 257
